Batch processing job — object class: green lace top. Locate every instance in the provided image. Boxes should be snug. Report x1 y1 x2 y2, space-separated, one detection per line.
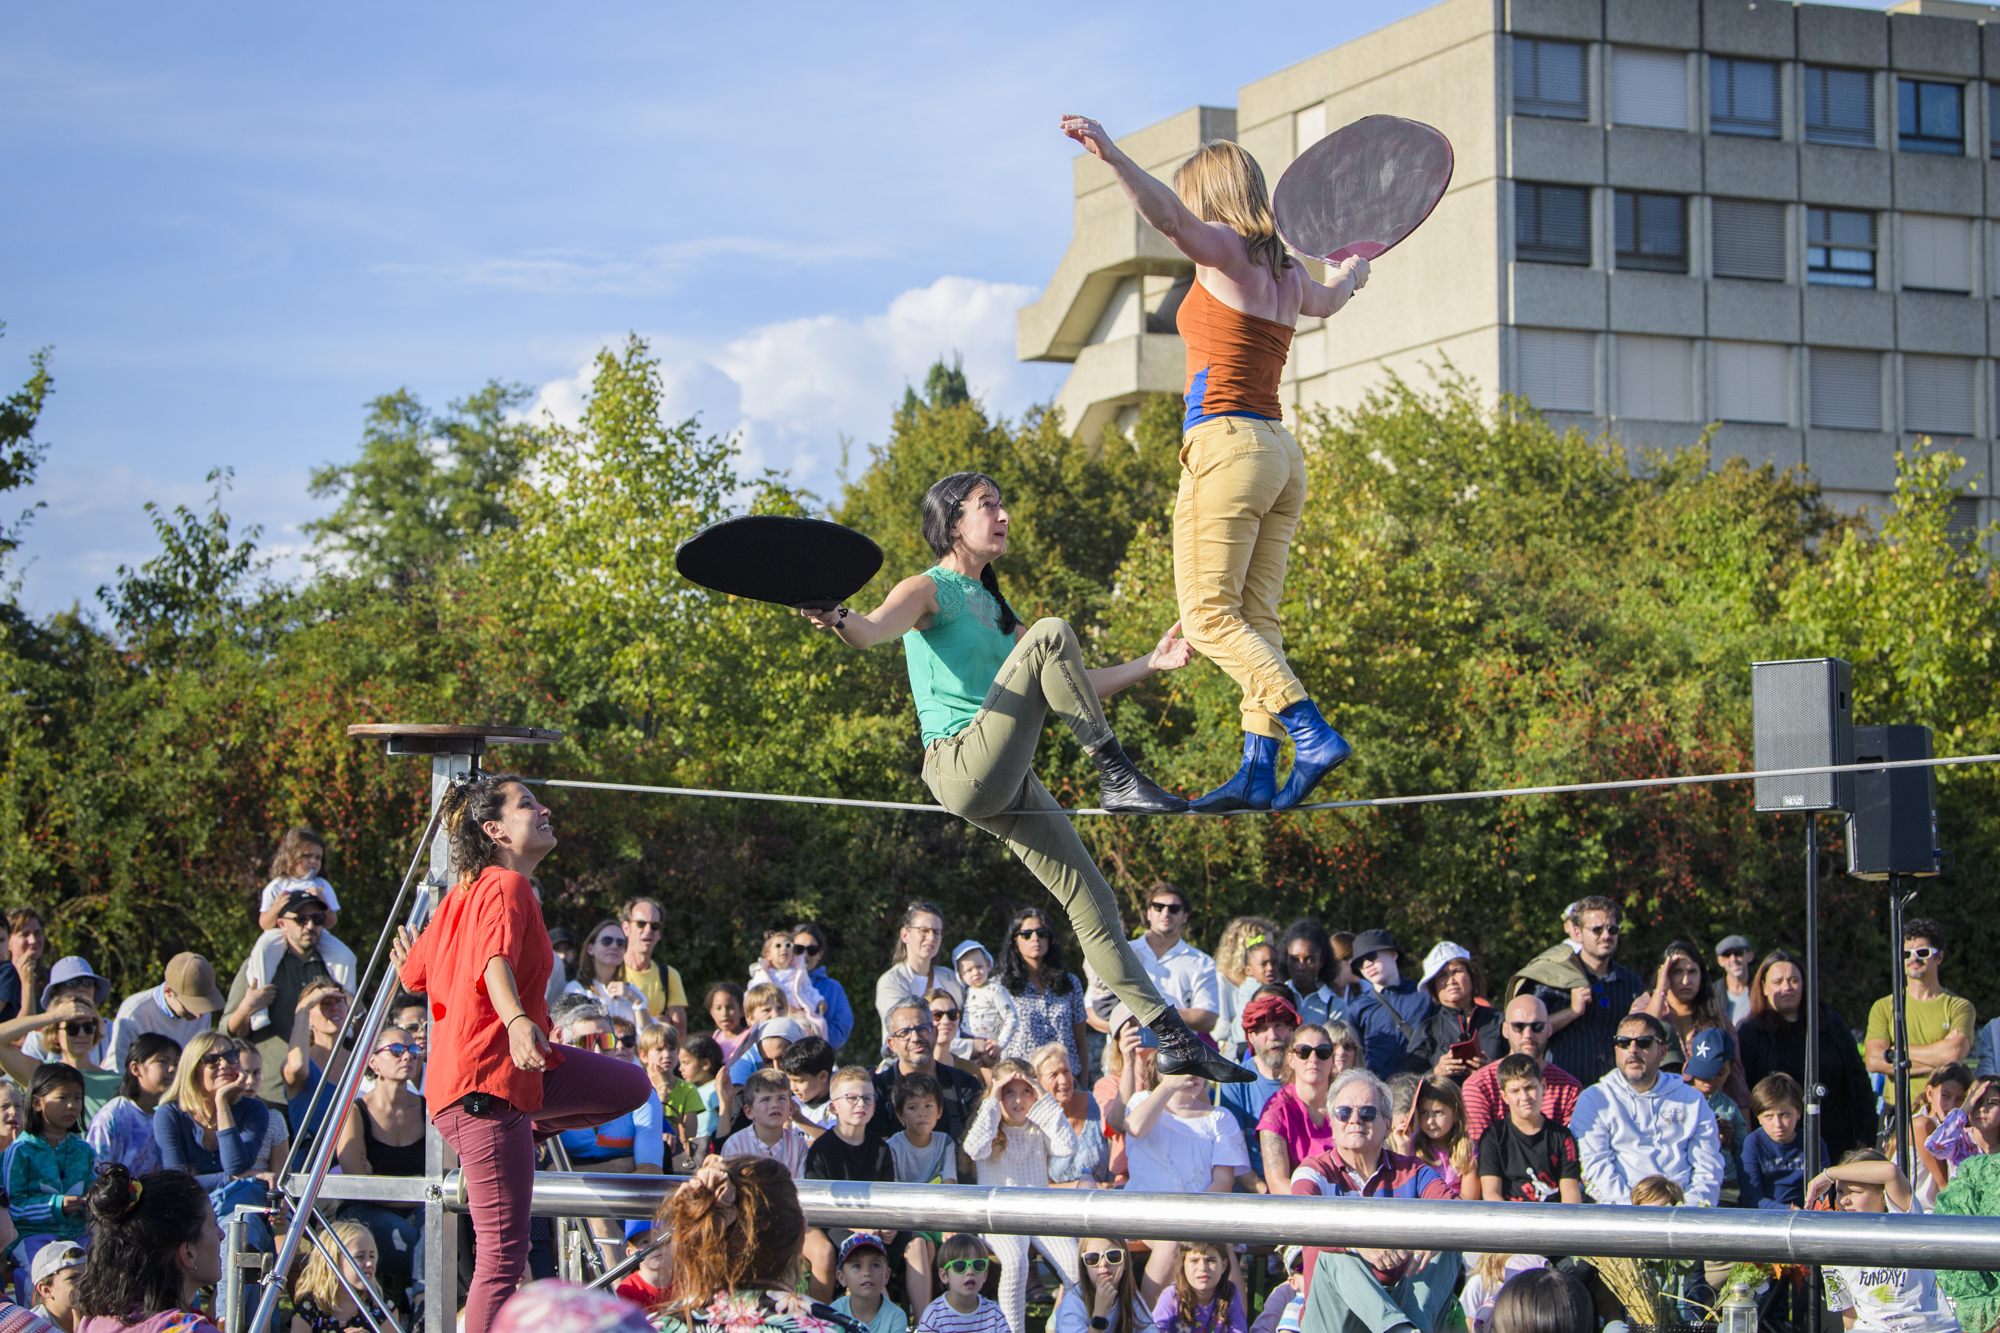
903 566 1014 745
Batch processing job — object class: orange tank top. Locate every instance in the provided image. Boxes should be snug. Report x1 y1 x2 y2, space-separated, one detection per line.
1178 277 1294 428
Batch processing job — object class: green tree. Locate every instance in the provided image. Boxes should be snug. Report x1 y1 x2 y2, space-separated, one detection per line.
0 327 52 583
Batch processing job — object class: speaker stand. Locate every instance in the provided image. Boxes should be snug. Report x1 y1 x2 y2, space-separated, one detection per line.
1804 816 1824 1333
1889 874 1920 1175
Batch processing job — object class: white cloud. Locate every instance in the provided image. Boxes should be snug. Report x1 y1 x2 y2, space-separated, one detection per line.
523 275 1067 500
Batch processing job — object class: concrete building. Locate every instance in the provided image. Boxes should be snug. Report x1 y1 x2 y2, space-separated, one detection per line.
1018 0 2000 523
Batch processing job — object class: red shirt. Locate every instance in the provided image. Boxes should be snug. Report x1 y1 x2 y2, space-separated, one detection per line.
400 866 557 1114
1461 1058 1582 1145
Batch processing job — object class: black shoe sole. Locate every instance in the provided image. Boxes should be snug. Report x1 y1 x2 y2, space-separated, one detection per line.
1157 1048 1257 1083
1188 792 1272 814
1101 789 1191 814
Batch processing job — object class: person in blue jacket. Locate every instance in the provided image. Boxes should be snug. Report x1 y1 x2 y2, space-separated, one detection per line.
1344 930 1436 1077
1741 1072 1807 1209
794 922 854 1052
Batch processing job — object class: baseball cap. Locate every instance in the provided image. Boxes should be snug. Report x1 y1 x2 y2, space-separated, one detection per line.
31 1241 83 1289
1683 1027 1730 1081
951 939 990 966
41 956 111 1008
1715 935 1753 957
163 953 225 1014
837 1233 889 1264
548 927 577 948
1351 929 1398 962
279 890 330 920
1419 941 1471 992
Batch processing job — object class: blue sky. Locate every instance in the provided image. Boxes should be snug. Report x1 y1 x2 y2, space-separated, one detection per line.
1 1 1883 615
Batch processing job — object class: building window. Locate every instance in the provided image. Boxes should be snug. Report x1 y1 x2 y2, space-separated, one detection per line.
1614 192 1686 273
1518 329 1596 413
1515 182 1592 265
1904 354 1978 436
1898 79 1964 155
1612 49 1688 130
1804 66 1874 147
1513 39 1587 120
1947 497 1981 549
1710 58 1779 137
1712 199 1787 281
1807 208 1875 287
1713 342 1790 424
1295 103 1328 155
1617 336 1694 420
1810 349 1882 430
1901 215 1973 294
1991 85 1999 157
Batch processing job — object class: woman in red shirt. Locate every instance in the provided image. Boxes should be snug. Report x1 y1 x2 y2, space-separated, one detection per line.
396 774 650 1333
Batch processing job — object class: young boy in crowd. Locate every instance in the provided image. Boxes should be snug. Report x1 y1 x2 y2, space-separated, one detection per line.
916 1234 1007 1333
1743 1073 1807 1210
953 942 1016 1056
886 1074 959 1186
1680 1029 1751 1207
833 1233 910 1333
804 1068 935 1308
1808 1150 1959 1333
781 1036 839 1135
1477 1054 1583 1203
721 1067 810 1177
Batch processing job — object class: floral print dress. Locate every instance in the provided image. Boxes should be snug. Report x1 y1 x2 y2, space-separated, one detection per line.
655 1289 869 1333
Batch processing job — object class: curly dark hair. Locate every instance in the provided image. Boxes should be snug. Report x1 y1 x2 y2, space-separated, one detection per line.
77 1165 213 1319
440 772 529 882
998 906 1075 996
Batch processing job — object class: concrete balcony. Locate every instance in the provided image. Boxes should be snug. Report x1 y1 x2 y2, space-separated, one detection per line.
1050 333 1187 447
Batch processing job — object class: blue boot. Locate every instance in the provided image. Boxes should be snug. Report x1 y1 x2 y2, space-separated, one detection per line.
1190 732 1279 814
1271 699 1352 811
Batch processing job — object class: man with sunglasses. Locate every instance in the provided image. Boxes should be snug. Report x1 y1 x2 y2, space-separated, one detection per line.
618 897 688 1040
1290 1070 1463 1333
1459 995 1582 1146
224 890 354 1107
1218 989 1298 1183
1506 896 1644 1089
1570 1012 1722 1205
1866 918 1974 1119
1129 883 1220 1034
794 922 855 1052
551 997 665 1267
1714 935 1756 1027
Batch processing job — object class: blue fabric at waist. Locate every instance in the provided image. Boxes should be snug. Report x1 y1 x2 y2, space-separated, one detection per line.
1184 409 1278 428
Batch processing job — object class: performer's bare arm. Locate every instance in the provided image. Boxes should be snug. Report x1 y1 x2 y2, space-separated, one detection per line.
1062 114 1370 320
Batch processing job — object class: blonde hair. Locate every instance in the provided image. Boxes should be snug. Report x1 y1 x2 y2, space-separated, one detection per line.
1631 1175 1685 1206
744 982 785 1017
637 1021 680 1059
167 1032 237 1117
1215 916 1279 988
1172 141 1293 281
294 1220 375 1311
980 1058 1041 1156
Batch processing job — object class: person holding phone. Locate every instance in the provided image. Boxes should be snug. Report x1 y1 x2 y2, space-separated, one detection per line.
1414 947 1502 1083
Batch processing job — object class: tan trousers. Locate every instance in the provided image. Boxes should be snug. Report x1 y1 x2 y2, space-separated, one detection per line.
922 618 1172 1026
1173 414 1311 740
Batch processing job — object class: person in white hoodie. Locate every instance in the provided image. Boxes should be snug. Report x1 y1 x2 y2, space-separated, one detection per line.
1571 1012 1724 1205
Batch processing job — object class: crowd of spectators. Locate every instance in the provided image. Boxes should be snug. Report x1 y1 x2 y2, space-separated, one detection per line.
0 830 1993 1333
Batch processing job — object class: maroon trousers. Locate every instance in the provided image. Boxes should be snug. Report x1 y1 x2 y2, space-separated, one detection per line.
434 1049 651 1333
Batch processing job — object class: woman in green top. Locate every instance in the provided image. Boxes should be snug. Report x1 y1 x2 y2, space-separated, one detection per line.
800 471 1249 1084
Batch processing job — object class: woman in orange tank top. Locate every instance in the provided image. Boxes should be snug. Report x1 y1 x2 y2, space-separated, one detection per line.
1061 115 1371 812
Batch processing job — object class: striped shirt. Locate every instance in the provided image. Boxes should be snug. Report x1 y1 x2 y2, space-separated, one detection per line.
721 1125 810 1178
915 1298 1010 1333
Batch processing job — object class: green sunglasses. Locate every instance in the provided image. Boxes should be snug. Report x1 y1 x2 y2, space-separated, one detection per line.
943 1258 991 1275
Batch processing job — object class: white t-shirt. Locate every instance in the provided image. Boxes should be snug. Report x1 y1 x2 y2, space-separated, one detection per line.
260 875 340 913
1123 1090 1250 1194
1129 936 1220 1015
1823 1198 1960 1333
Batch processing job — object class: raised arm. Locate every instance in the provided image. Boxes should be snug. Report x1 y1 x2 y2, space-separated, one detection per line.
1086 622 1195 701
798 572 940 649
1061 116 1247 271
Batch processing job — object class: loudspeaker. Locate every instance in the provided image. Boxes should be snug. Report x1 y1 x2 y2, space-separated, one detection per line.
1846 724 1941 880
1752 658 1854 812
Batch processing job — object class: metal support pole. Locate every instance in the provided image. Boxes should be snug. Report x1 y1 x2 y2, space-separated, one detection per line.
1891 876 1918 1174
221 1212 249 1333
1804 821 1823 1333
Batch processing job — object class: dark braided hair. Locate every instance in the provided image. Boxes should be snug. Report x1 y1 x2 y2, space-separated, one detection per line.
920 472 1018 635
440 772 528 883
78 1165 213 1319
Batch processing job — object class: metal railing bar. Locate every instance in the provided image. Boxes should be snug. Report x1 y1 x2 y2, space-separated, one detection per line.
589 1230 673 1293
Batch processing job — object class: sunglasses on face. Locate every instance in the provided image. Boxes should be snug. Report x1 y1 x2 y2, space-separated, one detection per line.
1581 924 1620 936
1507 1020 1549 1034
1291 1044 1336 1062
295 913 329 928
1905 946 1940 961
796 942 823 957
59 1021 98 1037
930 1008 960 1023
1147 902 1187 916
943 1259 990 1275
200 1050 242 1069
1330 1104 1380 1123
1081 1250 1126 1268
569 1032 620 1053
625 920 662 934
1613 1036 1659 1051
599 937 628 950
616 1034 637 1049
1016 928 1052 941
374 1042 418 1058
1719 949 1750 959
890 1023 937 1041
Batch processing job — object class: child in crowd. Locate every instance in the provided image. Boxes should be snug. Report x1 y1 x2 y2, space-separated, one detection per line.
1151 1240 1246 1333
1808 1150 1960 1333
288 1220 378 1333
1911 1062 1972 1205
720 1067 810 1177
1227 935 1282 1060
749 931 827 1038
965 1059 1080 1333
887 1074 959 1185
704 982 756 1066
1922 1074 1999 1195
638 1021 705 1164
1742 1073 1807 1210
0 1085 23 1152
1627 1176 1709 1321
781 1036 839 1136
916 1234 1009 1333
953 943 1016 1056
5 1063 95 1260
1396 1076 1478 1199
257 826 338 931
29 1240 81 1332
1058 1237 1153 1333
743 982 786 1040
1460 1254 1547 1333
680 1032 734 1155
833 1233 910 1333
1679 1030 1751 1207
805 1067 931 1308
1476 1054 1582 1204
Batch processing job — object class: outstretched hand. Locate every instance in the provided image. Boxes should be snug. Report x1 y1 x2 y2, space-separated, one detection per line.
1147 622 1195 673
1061 115 1117 162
